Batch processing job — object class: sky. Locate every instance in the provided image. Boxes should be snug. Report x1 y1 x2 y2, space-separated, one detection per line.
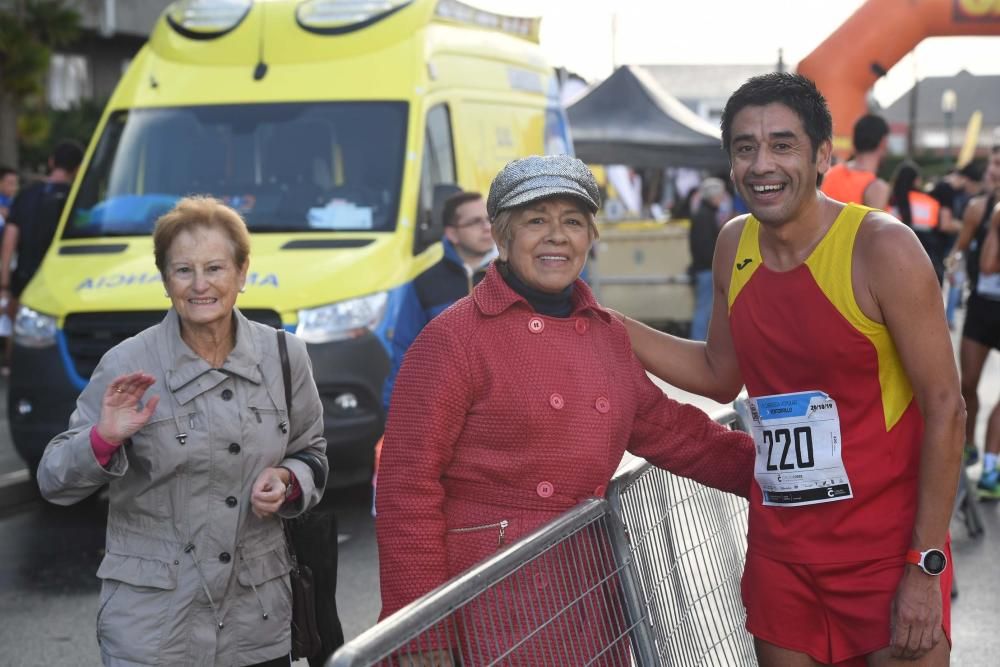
473 0 1000 109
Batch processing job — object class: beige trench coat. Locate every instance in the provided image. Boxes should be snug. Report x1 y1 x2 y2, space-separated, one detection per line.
38 308 327 666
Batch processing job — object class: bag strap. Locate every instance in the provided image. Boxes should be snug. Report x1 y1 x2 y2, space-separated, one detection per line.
276 329 328 489
276 329 301 565
277 329 292 423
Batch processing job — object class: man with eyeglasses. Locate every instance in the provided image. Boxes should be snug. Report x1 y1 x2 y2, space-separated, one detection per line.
381 191 497 412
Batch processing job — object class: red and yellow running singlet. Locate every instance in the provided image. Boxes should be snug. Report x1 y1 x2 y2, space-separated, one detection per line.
729 203 923 564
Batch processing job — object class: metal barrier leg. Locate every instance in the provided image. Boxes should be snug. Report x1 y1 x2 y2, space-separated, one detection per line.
953 466 985 538
606 510 661 667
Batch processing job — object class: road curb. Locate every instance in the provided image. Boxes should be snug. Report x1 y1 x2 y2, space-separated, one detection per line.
0 469 39 508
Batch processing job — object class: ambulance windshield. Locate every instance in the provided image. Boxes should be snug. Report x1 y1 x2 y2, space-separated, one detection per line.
64 101 408 238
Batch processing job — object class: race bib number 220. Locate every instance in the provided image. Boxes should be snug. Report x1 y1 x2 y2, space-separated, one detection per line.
738 391 853 507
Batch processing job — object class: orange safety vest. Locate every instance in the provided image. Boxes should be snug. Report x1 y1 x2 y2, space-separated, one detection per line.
821 163 877 205
890 190 941 232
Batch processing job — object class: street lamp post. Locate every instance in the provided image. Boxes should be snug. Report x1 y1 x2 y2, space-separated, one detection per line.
941 88 957 160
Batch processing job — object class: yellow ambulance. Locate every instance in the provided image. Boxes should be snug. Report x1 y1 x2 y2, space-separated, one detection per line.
10 0 572 485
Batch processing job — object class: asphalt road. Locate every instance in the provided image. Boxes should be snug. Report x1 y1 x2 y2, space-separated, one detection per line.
0 322 998 665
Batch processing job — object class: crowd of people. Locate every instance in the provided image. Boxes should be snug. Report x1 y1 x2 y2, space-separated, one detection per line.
6 70 995 665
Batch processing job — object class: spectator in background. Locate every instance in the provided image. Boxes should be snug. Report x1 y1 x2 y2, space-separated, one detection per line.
890 161 959 285
933 162 985 329
821 113 891 209
0 166 18 220
381 190 496 413
688 177 729 341
1 140 83 305
1 143 82 379
0 166 19 375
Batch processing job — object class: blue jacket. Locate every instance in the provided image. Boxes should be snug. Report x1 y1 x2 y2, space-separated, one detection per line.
382 238 494 411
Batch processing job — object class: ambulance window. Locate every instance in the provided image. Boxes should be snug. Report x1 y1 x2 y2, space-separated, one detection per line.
416 105 455 250
63 102 408 237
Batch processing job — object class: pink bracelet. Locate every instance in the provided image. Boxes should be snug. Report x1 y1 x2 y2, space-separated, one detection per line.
90 427 123 468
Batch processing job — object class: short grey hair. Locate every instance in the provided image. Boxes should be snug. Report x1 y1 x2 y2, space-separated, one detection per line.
491 201 598 261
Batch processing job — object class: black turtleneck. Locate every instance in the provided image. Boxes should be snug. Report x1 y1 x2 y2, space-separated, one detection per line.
498 261 575 318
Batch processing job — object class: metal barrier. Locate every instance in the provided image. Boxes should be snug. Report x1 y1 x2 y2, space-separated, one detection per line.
605 408 755 666
329 499 649 666
329 408 755 666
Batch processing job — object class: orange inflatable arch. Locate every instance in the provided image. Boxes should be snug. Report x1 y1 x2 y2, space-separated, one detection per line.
797 0 1000 154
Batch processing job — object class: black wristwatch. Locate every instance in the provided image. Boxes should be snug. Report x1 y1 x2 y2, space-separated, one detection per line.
905 548 947 576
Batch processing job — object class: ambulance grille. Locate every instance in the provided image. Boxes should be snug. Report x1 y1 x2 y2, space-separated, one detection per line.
62 310 283 379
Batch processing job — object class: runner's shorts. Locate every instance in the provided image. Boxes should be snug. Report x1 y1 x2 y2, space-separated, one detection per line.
963 293 1000 350
741 547 952 665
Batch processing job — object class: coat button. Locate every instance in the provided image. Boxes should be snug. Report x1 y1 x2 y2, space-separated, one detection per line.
528 317 545 334
595 396 610 413
549 393 564 410
219 552 231 564
536 481 554 498
221 389 233 401
575 318 589 334
225 496 237 507
228 442 241 454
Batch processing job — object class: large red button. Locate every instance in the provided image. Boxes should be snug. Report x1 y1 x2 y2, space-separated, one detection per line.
528 317 545 334
536 481 554 498
549 393 564 410
575 319 589 335
595 396 610 413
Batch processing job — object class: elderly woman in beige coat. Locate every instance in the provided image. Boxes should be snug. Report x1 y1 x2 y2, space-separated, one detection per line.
37 196 327 667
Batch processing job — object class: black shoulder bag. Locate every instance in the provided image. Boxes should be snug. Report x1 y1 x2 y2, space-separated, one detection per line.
277 330 323 661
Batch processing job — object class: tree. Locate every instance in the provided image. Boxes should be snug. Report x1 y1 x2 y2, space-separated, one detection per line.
0 0 80 168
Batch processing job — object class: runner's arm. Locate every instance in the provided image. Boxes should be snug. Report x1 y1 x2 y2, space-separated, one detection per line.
862 178 890 210
981 204 1000 275
863 217 964 658
622 219 745 402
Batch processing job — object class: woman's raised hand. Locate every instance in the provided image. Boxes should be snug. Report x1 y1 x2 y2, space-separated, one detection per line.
96 372 160 444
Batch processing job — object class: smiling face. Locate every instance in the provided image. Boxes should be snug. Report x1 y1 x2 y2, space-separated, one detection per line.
496 196 593 294
729 102 831 228
164 226 248 332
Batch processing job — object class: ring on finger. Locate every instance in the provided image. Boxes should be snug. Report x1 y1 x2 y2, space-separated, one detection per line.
114 386 123 393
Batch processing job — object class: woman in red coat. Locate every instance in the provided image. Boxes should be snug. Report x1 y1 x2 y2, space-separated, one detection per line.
376 155 755 661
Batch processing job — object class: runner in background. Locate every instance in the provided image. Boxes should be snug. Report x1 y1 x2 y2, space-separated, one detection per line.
820 113 890 209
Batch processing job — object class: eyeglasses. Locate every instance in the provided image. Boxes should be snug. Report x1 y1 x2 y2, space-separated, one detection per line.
453 217 490 229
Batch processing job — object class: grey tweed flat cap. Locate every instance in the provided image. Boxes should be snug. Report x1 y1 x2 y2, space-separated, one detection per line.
487 154 601 219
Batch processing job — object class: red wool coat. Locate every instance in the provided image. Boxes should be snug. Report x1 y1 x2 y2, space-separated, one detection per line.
376 265 755 624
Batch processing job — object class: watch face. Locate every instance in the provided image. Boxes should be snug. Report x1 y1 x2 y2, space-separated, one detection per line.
923 549 947 575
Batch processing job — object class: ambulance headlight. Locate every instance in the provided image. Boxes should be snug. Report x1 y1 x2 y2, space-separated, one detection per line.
296 0 413 34
14 305 57 348
296 292 388 344
166 0 252 38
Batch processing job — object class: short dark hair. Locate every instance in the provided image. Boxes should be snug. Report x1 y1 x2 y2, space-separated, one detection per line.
721 72 832 160
959 160 984 182
442 191 483 227
0 166 16 180
853 114 889 153
50 140 84 172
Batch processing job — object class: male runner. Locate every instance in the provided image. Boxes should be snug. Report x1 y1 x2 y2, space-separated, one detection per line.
622 73 964 666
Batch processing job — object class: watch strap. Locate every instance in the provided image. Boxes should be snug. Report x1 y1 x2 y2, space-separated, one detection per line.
905 549 922 565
